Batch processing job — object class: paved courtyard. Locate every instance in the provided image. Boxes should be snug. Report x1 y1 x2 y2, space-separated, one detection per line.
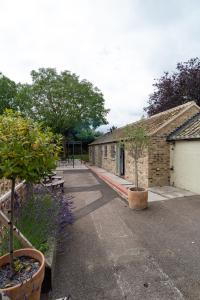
52 168 200 300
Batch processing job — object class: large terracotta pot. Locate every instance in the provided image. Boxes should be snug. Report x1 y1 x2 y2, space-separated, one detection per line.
128 187 148 210
0 248 45 300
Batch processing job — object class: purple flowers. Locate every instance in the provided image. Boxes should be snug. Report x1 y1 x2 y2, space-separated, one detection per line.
1 183 74 256
57 193 74 231
15 184 74 253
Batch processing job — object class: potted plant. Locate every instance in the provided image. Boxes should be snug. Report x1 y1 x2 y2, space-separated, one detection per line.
0 110 60 299
123 124 149 210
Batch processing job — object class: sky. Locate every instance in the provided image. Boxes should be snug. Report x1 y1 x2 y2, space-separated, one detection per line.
1 0 200 131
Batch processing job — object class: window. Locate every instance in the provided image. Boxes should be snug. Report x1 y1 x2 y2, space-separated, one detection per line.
110 144 116 158
104 145 107 158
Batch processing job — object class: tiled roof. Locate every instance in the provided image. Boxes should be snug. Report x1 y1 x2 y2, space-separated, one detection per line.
168 112 200 141
90 101 198 145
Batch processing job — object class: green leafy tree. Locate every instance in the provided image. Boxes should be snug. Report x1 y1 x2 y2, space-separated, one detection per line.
123 125 149 189
18 68 109 156
14 83 33 118
0 110 61 270
72 123 103 144
0 73 17 114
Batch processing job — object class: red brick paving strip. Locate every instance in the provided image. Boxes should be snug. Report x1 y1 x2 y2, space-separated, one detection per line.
87 165 128 199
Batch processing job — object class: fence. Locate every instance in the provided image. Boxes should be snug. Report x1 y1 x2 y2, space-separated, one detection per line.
0 180 33 251
0 178 22 198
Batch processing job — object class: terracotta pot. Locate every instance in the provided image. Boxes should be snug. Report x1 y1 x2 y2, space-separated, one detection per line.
0 248 45 300
128 187 148 210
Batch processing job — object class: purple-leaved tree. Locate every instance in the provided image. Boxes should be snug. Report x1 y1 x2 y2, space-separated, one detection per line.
145 57 200 116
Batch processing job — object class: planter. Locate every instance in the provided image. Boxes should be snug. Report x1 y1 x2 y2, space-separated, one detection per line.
0 248 45 300
128 187 148 210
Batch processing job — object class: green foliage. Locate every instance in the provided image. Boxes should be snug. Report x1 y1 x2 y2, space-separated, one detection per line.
18 68 109 135
68 154 89 162
122 124 149 188
15 83 33 118
0 110 61 270
0 192 58 256
124 124 149 160
0 73 17 114
0 110 61 182
16 193 58 253
72 124 103 143
0 227 22 257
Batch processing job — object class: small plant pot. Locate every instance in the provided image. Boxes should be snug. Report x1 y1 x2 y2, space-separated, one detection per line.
0 248 45 300
128 187 148 210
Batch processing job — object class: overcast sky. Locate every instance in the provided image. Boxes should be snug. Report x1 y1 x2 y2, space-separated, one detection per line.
1 0 200 130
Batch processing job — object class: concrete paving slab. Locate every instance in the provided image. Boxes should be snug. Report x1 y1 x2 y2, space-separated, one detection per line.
103 173 132 185
52 169 200 300
88 166 132 185
89 165 197 202
149 186 196 198
87 197 184 300
70 190 102 211
56 165 88 171
148 191 167 202
63 169 100 188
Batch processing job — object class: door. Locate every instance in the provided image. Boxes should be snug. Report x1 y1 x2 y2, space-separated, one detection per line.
171 141 200 194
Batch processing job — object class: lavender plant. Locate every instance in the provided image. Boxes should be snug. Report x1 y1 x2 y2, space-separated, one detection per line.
0 110 61 271
1 185 74 257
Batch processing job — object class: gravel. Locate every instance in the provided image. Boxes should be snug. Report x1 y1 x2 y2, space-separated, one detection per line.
0 256 40 289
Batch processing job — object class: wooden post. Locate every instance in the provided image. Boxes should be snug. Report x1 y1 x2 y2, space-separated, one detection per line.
9 178 15 268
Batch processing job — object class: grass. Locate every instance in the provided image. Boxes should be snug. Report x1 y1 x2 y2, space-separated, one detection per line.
0 228 23 257
17 193 57 253
0 190 58 256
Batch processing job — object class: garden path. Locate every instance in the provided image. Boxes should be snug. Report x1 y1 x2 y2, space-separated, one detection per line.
51 168 200 300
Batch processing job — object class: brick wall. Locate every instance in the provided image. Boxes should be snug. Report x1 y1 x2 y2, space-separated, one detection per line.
89 105 199 188
89 143 117 174
124 148 148 188
90 143 148 188
148 106 199 186
148 136 170 186
89 145 102 168
101 143 117 174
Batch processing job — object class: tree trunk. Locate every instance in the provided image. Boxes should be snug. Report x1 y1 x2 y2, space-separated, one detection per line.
134 159 138 190
9 178 15 270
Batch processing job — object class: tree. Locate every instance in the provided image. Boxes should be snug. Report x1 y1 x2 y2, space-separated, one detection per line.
0 73 17 114
14 83 34 118
0 110 60 270
123 125 149 189
145 58 200 116
108 125 117 133
72 125 103 144
17 68 109 156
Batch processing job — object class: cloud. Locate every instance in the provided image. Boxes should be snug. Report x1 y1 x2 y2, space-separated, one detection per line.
0 0 200 127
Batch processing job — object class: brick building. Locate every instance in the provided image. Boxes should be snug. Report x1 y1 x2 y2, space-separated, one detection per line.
89 101 200 188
